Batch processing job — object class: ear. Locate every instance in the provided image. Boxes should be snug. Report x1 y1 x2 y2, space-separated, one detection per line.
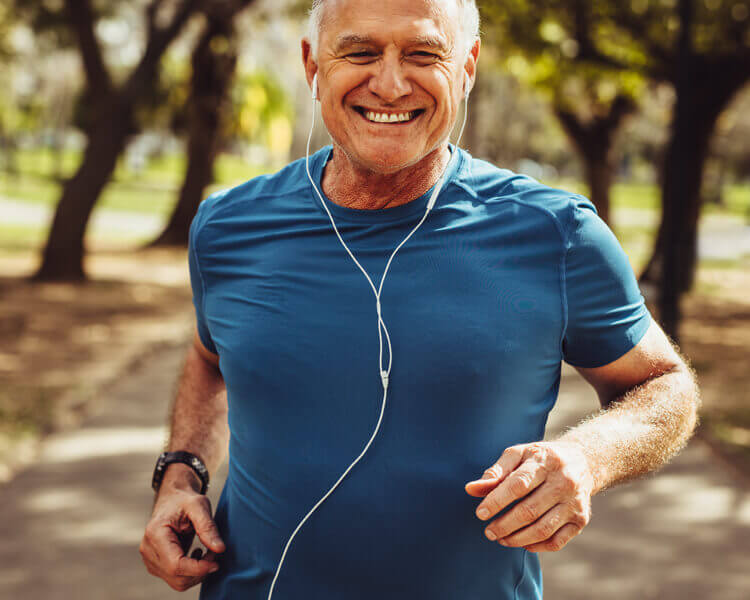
463 38 481 96
301 38 318 99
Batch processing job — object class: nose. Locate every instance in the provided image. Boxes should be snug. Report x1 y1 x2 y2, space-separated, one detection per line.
368 56 412 103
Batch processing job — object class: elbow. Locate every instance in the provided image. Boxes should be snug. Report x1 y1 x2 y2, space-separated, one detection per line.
673 364 702 440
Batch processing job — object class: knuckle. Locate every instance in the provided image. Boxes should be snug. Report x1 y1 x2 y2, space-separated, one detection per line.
484 464 502 478
558 471 578 493
544 447 564 470
503 445 523 461
571 511 589 528
517 502 537 524
509 475 531 496
547 537 566 552
537 521 556 539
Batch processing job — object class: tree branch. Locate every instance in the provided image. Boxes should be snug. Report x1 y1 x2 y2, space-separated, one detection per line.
64 0 112 98
569 0 670 82
123 0 202 102
611 5 675 74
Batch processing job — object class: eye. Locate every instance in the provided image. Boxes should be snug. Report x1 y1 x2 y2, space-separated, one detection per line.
409 51 439 64
345 51 378 63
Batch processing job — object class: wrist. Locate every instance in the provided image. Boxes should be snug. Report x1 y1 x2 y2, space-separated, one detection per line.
555 437 604 496
159 462 204 495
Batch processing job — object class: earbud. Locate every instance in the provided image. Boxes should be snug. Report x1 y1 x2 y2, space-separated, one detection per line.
311 73 318 101
464 72 471 99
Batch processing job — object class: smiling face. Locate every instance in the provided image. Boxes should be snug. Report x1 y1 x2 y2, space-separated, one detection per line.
303 0 478 175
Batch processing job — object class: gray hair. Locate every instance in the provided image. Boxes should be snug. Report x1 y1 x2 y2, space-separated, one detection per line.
307 0 480 61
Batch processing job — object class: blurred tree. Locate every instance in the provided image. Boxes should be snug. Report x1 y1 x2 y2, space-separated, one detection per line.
480 0 750 341
148 0 255 247
0 3 24 176
482 7 645 226
462 60 573 175
26 0 204 281
227 71 294 158
551 79 636 225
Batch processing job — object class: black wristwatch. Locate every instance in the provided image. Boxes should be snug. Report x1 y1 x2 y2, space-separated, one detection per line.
151 451 210 494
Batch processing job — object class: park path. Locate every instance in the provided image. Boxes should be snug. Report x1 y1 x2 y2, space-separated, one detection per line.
0 339 748 599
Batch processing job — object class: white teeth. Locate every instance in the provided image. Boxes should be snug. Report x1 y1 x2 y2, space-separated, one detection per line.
364 110 416 123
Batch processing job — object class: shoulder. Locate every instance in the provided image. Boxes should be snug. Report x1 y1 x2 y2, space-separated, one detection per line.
193 153 318 232
451 149 597 244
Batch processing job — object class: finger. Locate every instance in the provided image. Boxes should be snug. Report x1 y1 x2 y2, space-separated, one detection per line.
166 573 210 592
475 458 547 521
495 503 568 547
523 523 581 553
484 485 559 540
464 476 501 497
186 499 226 554
153 525 218 578
174 554 220 578
465 446 526 496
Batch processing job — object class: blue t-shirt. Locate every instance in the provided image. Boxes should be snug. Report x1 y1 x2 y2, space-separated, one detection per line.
190 145 651 600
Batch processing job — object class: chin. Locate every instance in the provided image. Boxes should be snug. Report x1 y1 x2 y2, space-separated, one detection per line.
349 143 426 174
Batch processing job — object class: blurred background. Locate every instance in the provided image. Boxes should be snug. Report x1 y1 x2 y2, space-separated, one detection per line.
0 0 748 598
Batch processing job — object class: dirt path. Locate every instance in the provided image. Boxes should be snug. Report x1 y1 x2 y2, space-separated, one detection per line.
0 342 747 599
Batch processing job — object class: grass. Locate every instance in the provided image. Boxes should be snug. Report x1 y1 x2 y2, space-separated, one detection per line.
545 178 750 217
1 148 270 217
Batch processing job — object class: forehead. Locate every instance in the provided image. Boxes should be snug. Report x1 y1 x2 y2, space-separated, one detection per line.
319 0 461 49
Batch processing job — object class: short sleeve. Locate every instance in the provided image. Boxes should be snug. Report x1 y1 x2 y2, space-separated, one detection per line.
561 196 652 368
188 198 218 355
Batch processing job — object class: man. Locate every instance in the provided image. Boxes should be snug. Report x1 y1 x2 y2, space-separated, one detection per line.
140 0 700 598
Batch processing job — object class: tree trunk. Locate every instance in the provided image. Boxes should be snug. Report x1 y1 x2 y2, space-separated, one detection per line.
148 17 239 248
639 0 750 342
32 107 134 281
555 94 635 227
582 151 613 225
30 0 202 281
639 70 749 341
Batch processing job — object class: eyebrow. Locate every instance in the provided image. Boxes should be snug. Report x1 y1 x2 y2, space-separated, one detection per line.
333 33 450 53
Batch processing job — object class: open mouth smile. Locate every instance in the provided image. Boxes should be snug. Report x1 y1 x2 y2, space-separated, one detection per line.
354 107 424 124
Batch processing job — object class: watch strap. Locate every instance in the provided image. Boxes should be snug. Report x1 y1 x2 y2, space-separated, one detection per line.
152 451 209 494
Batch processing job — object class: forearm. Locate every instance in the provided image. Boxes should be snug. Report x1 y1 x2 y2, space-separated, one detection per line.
161 343 229 495
557 366 701 495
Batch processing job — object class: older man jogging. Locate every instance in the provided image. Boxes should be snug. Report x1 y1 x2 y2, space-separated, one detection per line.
140 1 700 598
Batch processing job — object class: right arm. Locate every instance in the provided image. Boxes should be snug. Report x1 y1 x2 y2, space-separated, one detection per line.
140 331 229 592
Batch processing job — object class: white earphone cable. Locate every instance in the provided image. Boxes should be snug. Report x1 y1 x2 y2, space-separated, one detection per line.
266 76 469 600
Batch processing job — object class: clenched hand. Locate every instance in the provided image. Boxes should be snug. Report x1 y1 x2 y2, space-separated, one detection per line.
465 441 595 553
140 488 226 591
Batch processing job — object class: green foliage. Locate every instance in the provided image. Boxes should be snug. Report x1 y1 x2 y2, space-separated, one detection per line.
480 0 750 82
228 70 294 153
480 1 649 120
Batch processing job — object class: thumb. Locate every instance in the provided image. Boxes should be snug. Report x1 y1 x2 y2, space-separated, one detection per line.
187 503 226 554
464 466 503 497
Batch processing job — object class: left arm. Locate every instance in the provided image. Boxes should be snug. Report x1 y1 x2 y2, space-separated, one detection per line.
464 319 701 552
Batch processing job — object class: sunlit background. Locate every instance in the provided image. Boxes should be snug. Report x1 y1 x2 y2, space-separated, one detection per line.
1 0 749 598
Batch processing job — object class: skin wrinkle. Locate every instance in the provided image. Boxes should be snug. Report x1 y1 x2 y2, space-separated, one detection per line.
302 0 479 210
310 0 476 60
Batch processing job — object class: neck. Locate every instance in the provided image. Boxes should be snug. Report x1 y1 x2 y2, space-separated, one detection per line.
321 145 452 210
